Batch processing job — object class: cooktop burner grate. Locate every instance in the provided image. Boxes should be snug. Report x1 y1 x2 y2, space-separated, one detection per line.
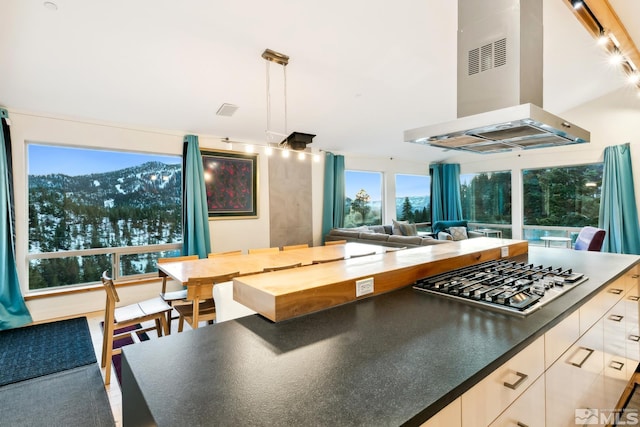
412 259 588 316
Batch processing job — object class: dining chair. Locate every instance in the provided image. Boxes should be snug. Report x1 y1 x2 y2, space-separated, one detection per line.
175 271 240 331
100 271 172 385
312 256 345 264
574 226 606 251
157 255 199 333
213 281 257 323
325 240 347 246
262 262 302 272
248 247 280 254
208 250 243 258
282 244 309 251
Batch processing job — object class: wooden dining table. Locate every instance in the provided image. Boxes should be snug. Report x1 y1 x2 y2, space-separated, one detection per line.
157 242 391 285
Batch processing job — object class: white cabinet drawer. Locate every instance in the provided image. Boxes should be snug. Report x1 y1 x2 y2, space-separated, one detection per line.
461 336 544 427
545 310 580 370
580 281 626 335
546 319 604 426
421 398 461 427
489 375 545 427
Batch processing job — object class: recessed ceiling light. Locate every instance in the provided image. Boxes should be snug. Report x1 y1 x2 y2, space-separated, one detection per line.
43 1 58 11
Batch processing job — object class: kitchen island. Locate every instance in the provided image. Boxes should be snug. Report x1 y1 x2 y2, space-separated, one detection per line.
122 246 639 426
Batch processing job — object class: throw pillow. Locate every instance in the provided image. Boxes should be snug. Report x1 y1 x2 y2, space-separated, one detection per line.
449 226 468 241
392 219 418 236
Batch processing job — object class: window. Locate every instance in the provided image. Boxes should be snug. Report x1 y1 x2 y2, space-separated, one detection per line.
460 171 512 238
344 170 383 227
522 163 603 245
522 164 603 226
27 144 182 290
395 174 430 223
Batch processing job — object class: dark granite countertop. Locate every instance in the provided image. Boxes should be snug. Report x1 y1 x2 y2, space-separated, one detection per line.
122 247 639 426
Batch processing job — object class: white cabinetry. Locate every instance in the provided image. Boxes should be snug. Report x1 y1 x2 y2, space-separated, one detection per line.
421 398 461 427
461 337 544 427
424 264 640 427
488 375 545 427
545 318 604 425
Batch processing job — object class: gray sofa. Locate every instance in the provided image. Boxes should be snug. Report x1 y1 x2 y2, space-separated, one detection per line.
325 225 451 248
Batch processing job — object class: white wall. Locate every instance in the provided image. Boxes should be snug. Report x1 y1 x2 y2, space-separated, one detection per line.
8 111 280 320
8 86 640 321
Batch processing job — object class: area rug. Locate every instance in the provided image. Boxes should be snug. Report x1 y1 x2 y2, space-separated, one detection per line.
0 364 115 427
100 322 150 385
0 316 96 387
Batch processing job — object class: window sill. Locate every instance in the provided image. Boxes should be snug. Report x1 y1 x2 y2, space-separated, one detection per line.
24 277 160 301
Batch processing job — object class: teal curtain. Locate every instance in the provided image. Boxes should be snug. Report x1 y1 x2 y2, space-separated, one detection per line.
321 152 345 240
182 135 211 258
599 143 640 254
430 163 463 222
0 109 32 330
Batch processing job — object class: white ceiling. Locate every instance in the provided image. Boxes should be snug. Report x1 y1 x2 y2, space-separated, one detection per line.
1 0 638 163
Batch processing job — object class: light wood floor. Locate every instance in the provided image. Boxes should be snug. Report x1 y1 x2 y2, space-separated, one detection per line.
84 310 195 426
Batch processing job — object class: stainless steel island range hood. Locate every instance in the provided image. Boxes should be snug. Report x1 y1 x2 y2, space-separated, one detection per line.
405 0 590 154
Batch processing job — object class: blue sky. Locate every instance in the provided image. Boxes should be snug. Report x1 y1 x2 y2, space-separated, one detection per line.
28 144 181 176
345 171 431 201
395 174 430 198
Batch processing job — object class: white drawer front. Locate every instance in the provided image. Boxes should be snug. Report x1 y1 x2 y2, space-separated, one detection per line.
462 336 544 427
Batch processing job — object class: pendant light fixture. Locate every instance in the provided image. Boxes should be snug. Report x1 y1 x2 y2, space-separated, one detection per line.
262 48 316 152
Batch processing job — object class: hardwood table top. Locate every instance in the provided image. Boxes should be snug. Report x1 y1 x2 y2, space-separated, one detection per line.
157 242 389 285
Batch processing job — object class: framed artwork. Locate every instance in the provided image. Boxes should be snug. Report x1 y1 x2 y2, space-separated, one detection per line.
201 149 258 218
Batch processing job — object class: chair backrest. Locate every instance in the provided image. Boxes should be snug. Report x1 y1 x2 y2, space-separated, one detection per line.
263 262 302 272
185 272 240 300
574 226 606 251
101 271 120 305
157 254 199 264
431 220 468 236
325 240 347 246
282 244 309 251
213 281 257 323
248 247 280 254
208 250 242 258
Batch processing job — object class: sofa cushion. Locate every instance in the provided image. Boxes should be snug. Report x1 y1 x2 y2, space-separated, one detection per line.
438 231 454 241
358 232 390 242
388 235 423 245
432 220 468 235
449 226 468 241
367 225 388 235
392 219 418 236
329 229 361 238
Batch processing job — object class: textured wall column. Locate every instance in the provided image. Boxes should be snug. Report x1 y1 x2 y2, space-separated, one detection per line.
268 153 312 247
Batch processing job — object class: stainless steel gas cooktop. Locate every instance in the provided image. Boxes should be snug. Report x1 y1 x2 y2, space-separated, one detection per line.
412 259 588 316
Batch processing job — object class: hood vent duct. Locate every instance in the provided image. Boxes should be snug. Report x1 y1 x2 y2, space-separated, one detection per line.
405 0 590 154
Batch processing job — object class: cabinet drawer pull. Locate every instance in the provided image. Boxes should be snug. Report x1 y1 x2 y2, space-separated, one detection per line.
629 296 640 301
503 371 528 390
609 360 625 371
608 288 624 295
608 314 624 322
570 347 595 368
629 334 640 342
632 275 639 279
516 422 529 427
